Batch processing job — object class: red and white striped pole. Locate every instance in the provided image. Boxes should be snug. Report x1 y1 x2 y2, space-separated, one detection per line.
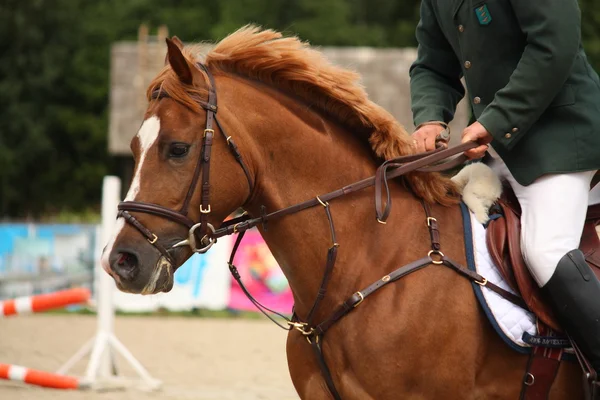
0 363 88 389
0 288 90 317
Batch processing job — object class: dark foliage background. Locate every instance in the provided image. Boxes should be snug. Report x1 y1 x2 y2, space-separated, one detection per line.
1 0 598 218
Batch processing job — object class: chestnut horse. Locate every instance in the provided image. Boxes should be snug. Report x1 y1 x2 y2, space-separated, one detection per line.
101 26 582 399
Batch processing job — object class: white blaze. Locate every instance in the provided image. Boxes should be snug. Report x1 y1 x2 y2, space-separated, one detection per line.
125 116 161 201
101 116 161 270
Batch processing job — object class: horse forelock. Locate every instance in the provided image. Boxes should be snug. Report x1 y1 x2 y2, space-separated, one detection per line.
145 25 458 205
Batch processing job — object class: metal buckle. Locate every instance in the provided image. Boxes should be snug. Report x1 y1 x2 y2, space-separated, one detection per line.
305 334 319 345
428 250 445 265
427 217 437 227
148 234 158 244
524 373 535 386
316 196 328 207
172 222 216 253
200 204 211 214
287 321 314 336
203 128 215 137
353 291 365 308
475 277 488 286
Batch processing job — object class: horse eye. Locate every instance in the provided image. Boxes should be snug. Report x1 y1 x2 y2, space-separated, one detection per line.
169 143 190 158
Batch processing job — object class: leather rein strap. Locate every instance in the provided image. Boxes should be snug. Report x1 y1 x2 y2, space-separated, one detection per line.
212 140 478 241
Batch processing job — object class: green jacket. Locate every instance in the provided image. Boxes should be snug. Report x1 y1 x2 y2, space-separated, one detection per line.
410 0 600 185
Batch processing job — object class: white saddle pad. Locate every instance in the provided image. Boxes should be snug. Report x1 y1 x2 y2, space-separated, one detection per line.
468 210 538 351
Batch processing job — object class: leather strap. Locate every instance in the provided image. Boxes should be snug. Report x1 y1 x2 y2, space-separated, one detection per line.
442 257 528 309
226 230 292 329
198 128 214 231
305 200 339 327
216 117 255 196
422 201 441 251
374 142 473 223
310 337 342 400
520 324 563 400
118 202 196 228
314 256 433 336
209 141 479 241
570 333 600 399
118 210 175 264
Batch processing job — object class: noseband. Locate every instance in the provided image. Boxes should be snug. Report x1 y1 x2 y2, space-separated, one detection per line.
117 64 254 263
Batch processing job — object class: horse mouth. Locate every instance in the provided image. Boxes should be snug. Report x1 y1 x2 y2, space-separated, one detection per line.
110 256 175 295
140 256 175 295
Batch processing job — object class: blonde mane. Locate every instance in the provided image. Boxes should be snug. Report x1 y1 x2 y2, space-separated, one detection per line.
147 25 457 205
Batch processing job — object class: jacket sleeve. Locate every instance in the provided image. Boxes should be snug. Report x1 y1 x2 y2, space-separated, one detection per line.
409 0 465 127
477 0 581 150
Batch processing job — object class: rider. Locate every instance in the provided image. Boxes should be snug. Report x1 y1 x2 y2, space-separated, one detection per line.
409 0 600 372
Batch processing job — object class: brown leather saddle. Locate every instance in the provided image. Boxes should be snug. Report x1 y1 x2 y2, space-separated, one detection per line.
486 182 600 332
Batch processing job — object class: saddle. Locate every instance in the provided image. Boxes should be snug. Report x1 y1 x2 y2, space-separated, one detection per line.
486 183 600 332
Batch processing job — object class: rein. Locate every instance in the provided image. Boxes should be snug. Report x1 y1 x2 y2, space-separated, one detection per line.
117 64 526 399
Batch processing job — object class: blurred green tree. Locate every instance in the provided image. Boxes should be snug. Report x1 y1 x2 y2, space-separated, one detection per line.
0 0 112 218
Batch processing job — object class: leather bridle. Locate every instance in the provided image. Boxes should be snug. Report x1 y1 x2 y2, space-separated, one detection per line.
114 63 527 399
117 64 254 264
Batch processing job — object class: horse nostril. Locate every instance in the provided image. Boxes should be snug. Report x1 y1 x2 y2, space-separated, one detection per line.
112 251 140 281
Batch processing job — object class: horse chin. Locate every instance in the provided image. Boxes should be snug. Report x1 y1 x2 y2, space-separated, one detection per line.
141 256 174 295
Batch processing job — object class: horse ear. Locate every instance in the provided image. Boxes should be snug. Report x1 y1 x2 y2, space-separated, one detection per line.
171 36 184 49
165 37 194 85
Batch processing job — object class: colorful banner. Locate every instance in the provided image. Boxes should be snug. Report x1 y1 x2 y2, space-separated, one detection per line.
227 229 294 315
0 224 294 315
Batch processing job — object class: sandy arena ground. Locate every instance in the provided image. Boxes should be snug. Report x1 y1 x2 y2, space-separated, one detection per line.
0 315 299 400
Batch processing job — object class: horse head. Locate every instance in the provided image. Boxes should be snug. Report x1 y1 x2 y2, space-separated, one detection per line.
101 37 253 294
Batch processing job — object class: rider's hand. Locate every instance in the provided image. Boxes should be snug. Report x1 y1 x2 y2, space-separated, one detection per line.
461 122 493 159
412 123 447 153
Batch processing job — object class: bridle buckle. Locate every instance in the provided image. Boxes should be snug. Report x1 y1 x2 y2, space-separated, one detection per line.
200 204 211 214
204 128 215 137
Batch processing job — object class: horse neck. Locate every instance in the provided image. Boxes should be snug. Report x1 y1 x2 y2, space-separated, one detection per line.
216 74 425 318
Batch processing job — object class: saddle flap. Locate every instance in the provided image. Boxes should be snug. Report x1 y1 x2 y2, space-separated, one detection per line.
500 203 562 332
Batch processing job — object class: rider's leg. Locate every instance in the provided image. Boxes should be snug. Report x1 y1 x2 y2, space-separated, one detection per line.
486 148 595 285
487 148 600 370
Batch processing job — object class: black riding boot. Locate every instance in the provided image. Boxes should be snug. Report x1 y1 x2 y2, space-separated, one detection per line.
543 249 600 372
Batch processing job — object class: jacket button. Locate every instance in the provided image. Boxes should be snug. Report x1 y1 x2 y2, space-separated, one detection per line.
512 127 519 132
473 96 481 104
505 133 512 139
458 25 465 32
464 60 472 69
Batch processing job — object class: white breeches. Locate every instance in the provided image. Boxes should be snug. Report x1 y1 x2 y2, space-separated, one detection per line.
487 147 600 287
